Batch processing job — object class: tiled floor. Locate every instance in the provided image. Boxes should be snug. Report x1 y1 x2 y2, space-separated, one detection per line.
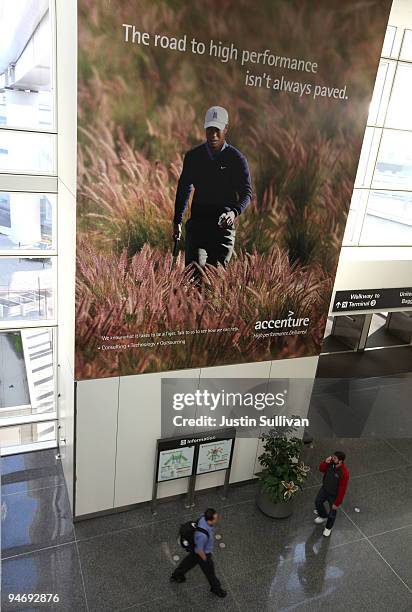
308 373 412 438
2 441 412 611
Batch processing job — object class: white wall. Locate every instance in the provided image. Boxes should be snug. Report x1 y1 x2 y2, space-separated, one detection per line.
56 0 77 512
55 0 77 195
75 356 318 517
57 354 75 509
114 368 200 508
75 377 119 515
389 0 412 27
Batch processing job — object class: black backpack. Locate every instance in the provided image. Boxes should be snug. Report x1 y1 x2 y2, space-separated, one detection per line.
179 520 209 552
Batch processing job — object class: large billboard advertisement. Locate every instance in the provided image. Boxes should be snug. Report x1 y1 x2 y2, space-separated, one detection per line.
76 0 391 380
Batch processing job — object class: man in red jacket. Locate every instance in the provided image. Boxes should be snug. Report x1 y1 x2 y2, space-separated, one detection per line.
314 451 349 537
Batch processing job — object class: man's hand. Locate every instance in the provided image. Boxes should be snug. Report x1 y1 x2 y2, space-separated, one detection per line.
196 549 207 562
173 223 182 240
332 504 338 510
218 210 236 228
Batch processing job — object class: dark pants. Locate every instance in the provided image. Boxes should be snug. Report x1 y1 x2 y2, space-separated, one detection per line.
185 218 235 268
172 552 221 591
315 486 338 530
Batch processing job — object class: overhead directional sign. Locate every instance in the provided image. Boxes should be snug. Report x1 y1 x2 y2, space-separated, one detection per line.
332 288 412 313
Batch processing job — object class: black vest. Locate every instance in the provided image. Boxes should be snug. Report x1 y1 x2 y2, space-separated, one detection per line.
323 463 342 496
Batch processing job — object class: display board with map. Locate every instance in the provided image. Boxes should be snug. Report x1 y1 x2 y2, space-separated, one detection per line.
157 445 195 482
154 429 236 485
196 439 234 475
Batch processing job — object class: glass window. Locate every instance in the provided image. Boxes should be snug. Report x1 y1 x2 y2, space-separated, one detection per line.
342 207 358 246
385 63 412 130
354 127 382 188
0 192 11 227
0 328 55 416
381 25 396 58
400 29 412 62
0 0 57 456
0 192 55 251
368 60 396 126
0 421 56 454
0 257 55 322
373 129 412 190
360 190 412 245
0 1 54 130
342 189 368 246
0 130 56 174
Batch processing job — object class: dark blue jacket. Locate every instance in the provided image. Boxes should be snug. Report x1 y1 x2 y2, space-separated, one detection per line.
173 142 252 224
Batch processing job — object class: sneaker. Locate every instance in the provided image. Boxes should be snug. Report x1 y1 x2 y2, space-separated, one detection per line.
211 588 227 598
313 509 319 515
314 516 327 524
323 528 332 537
170 574 186 583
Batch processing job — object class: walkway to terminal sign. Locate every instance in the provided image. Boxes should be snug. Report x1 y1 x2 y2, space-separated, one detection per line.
332 287 412 313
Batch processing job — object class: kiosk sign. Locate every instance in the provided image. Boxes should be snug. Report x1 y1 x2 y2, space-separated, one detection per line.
157 446 195 482
196 439 234 475
152 428 236 512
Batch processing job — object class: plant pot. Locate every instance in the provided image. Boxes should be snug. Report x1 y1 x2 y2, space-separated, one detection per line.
256 486 293 518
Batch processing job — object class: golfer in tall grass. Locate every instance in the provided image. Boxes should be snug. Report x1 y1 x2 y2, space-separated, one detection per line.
173 106 252 270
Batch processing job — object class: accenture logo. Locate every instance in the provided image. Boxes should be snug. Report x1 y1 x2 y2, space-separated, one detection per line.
254 311 310 330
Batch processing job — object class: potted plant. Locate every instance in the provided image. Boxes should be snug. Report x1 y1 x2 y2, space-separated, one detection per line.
256 424 310 518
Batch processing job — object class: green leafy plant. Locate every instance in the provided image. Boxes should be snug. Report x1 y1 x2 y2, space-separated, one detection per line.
257 423 310 504
7 332 24 359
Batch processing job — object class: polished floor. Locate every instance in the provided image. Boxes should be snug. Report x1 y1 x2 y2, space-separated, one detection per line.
2 440 412 611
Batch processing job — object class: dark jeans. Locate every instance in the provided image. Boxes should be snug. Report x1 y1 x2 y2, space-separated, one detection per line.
185 218 235 268
172 552 222 591
315 486 338 529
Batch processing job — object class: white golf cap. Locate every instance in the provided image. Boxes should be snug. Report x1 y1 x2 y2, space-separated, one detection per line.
204 106 229 130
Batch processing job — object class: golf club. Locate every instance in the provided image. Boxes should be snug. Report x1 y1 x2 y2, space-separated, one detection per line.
170 236 181 272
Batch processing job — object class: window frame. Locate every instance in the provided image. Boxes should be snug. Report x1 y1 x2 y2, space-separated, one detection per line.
0 1 58 455
343 23 412 248
0 0 57 134
0 190 57 255
0 128 57 175
0 325 58 455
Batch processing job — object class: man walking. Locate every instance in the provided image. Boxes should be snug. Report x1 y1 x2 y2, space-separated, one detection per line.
170 508 227 598
173 106 252 269
314 451 349 537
